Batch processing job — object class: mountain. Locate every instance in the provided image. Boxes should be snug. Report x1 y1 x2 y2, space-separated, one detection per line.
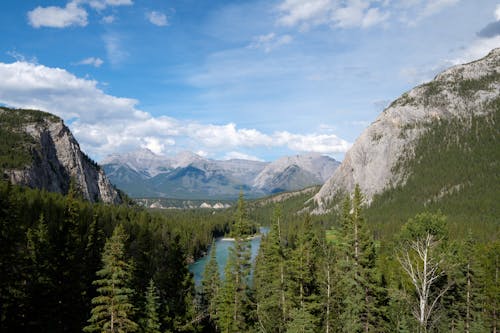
0 107 122 204
102 150 339 199
253 153 340 193
314 48 500 214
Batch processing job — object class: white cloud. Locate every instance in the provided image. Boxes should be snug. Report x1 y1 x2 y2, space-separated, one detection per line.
101 15 115 24
76 57 104 67
495 4 500 21
28 1 88 28
0 61 142 123
276 0 460 30
223 152 264 161
0 60 352 160
103 34 128 66
448 35 500 65
87 0 133 10
248 33 293 52
147 11 168 26
141 137 174 155
419 0 459 19
275 132 351 154
27 0 132 28
277 0 390 29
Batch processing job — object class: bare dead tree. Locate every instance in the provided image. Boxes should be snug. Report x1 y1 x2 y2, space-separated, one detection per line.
398 233 451 333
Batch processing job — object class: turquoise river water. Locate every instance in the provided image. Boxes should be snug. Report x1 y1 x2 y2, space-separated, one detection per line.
189 227 269 286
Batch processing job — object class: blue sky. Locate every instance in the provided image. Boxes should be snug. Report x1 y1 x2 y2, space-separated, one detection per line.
0 0 499 162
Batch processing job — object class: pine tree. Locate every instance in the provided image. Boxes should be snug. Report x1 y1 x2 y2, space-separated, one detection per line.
337 185 382 332
84 224 138 333
201 239 221 327
254 205 287 332
286 215 320 333
217 193 252 332
317 229 336 333
140 279 161 333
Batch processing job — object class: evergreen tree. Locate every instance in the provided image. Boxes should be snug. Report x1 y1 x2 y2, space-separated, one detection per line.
254 205 288 332
317 229 337 333
84 224 138 333
25 213 55 330
217 193 252 332
285 307 317 333
337 185 381 332
201 239 221 328
286 215 320 333
140 279 161 333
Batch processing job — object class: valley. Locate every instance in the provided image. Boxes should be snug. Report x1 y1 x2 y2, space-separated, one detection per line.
0 4 498 331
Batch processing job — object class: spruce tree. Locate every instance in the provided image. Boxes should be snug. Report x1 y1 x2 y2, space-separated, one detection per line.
286 215 320 332
217 193 252 332
84 224 138 333
254 205 287 332
201 239 221 327
337 185 381 332
140 279 161 333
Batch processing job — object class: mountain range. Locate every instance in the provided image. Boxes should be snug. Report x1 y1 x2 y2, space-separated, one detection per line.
101 150 339 199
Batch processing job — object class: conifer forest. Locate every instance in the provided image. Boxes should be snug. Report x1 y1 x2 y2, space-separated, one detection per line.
0 179 498 333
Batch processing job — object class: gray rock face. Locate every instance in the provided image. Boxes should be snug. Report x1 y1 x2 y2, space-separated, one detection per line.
4 113 121 204
314 48 500 212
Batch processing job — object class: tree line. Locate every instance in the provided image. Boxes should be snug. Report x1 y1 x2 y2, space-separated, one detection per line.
200 186 498 333
0 180 498 332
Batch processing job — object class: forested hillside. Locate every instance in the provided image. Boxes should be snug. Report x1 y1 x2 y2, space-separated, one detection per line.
0 180 206 332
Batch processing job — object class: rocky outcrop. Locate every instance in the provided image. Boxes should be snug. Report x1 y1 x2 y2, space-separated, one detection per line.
2 108 121 204
314 48 500 212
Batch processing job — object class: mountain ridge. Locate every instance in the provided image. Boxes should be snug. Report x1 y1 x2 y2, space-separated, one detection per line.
102 149 339 199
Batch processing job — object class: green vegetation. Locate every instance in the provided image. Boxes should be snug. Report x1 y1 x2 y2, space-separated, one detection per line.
0 180 198 332
367 110 500 242
456 71 500 98
0 108 43 170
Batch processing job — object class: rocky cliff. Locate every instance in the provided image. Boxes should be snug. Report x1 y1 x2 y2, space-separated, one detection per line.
314 48 500 212
0 108 122 204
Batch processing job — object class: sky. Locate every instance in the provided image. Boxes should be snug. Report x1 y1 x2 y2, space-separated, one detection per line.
0 0 499 162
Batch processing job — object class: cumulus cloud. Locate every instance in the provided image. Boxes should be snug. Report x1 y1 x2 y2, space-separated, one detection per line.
223 152 264 161
28 1 88 28
27 0 132 29
146 11 169 26
0 60 351 160
248 33 293 52
75 57 104 67
275 132 351 154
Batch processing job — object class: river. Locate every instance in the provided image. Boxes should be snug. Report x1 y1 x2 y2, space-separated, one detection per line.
189 226 269 286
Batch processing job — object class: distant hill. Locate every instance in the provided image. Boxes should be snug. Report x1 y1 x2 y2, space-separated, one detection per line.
0 107 122 204
102 150 339 199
